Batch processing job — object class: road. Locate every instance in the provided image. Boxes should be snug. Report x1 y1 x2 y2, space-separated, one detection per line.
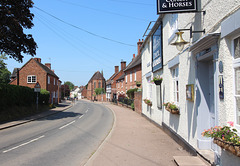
0 100 114 166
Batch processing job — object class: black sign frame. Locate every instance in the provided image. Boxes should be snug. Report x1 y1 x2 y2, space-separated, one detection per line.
152 23 163 72
157 0 198 14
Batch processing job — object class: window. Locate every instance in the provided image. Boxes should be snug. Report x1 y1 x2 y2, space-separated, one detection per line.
233 36 240 125
54 78 55 85
98 81 101 88
172 66 179 104
94 82 96 89
134 70 136 81
125 74 128 83
48 76 50 84
130 72 132 82
27 75 36 83
147 77 152 99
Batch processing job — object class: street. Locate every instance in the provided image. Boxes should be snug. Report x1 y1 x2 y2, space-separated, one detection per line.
0 100 114 166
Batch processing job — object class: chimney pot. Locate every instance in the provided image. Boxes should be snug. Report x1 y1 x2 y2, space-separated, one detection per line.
133 54 135 58
121 61 126 71
34 58 41 63
45 63 51 69
115 66 119 73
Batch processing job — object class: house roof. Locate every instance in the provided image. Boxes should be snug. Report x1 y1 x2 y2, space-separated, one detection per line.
33 59 59 78
89 71 105 82
106 72 118 85
124 54 141 72
116 73 125 81
11 68 20 79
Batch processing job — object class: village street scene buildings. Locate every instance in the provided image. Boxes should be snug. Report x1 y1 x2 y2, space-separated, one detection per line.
2 1 240 165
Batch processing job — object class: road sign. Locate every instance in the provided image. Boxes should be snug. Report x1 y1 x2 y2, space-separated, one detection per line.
34 82 41 92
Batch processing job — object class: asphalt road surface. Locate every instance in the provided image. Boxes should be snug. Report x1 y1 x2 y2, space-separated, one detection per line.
0 100 114 166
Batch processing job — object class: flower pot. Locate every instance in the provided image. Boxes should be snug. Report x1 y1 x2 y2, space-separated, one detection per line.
228 145 236 155
171 109 180 114
154 80 162 85
136 83 141 87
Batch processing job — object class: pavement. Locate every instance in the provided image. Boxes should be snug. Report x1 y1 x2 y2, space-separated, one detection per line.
85 102 210 166
0 100 73 130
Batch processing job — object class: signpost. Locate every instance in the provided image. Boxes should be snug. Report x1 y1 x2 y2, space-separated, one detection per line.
34 82 41 110
157 0 197 14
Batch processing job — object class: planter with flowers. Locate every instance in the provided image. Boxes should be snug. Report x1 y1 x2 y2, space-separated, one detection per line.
151 76 163 85
202 121 240 157
143 98 152 107
163 102 180 114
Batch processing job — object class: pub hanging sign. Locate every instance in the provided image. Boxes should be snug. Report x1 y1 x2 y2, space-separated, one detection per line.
157 0 198 14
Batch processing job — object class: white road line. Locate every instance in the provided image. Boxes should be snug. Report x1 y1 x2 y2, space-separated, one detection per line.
79 115 84 119
59 120 75 130
3 135 45 153
86 109 89 113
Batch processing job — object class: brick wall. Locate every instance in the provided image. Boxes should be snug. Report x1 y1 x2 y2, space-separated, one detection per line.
125 64 142 91
96 93 106 102
134 91 142 114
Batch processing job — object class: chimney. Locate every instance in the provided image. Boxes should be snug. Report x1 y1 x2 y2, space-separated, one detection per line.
121 61 126 71
115 66 119 73
137 39 144 55
45 63 51 69
132 54 135 60
34 58 41 63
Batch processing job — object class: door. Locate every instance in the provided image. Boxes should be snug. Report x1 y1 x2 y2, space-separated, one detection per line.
196 59 216 150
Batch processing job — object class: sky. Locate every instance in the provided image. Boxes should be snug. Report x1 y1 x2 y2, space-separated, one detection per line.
6 0 159 86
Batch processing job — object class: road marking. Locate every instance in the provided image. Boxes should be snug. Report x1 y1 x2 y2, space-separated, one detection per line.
86 109 89 113
3 135 45 153
59 120 75 130
79 115 84 119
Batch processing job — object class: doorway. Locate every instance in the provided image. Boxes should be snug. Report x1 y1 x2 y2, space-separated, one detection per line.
196 57 216 150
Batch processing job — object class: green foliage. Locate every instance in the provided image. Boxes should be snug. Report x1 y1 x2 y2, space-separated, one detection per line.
131 103 134 110
95 88 105 95
0 1 37 62
0 54 11 84
126 88 138 99
64 81 74 91
38 89 50 105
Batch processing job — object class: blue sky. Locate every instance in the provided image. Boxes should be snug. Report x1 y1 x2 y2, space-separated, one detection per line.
6 0 158 86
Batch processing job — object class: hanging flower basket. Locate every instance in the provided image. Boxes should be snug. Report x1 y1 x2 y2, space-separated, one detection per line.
150 76 163 85
202 122 240 157
136 81 141 87
143 98 152 107
163 102 180 115
213 138 240 157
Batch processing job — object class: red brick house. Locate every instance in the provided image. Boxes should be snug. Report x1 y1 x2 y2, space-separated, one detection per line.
10 58 61 104
124 39 143 92
87 71 106 100
106 61 126 101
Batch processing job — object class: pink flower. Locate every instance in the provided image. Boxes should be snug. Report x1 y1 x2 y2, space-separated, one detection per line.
227 121 234 127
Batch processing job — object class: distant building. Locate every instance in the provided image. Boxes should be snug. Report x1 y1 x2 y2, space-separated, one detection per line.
87 71 106 100
10 58 61 104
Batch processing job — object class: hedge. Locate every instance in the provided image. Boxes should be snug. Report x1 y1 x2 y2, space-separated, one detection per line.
0 84 50 112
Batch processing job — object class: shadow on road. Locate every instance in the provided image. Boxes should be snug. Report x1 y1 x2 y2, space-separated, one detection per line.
38 111 83 121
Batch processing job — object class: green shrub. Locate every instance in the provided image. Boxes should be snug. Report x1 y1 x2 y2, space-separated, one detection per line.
126 88 138 99
38 89 50 105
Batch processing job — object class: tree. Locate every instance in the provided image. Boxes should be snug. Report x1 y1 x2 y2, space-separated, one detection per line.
64 81 74 91
0 0 37 62
95 88 105 95
0 54 11 84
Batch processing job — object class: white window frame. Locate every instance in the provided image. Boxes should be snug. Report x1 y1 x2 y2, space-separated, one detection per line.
27 75 37 83
125 74 128 83
130 72 132 82
134 70 137 81
147 76 152 100
48 76 50 84
172 66 179 104
233 35 240 128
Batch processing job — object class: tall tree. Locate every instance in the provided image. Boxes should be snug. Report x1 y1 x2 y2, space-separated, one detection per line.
0 0 37 62
0 54 11 84
64 81 74 91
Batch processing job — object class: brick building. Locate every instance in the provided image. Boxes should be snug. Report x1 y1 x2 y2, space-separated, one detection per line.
124 39 143 92
87 71 105 100
106 61 126 101
10 58 61 104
